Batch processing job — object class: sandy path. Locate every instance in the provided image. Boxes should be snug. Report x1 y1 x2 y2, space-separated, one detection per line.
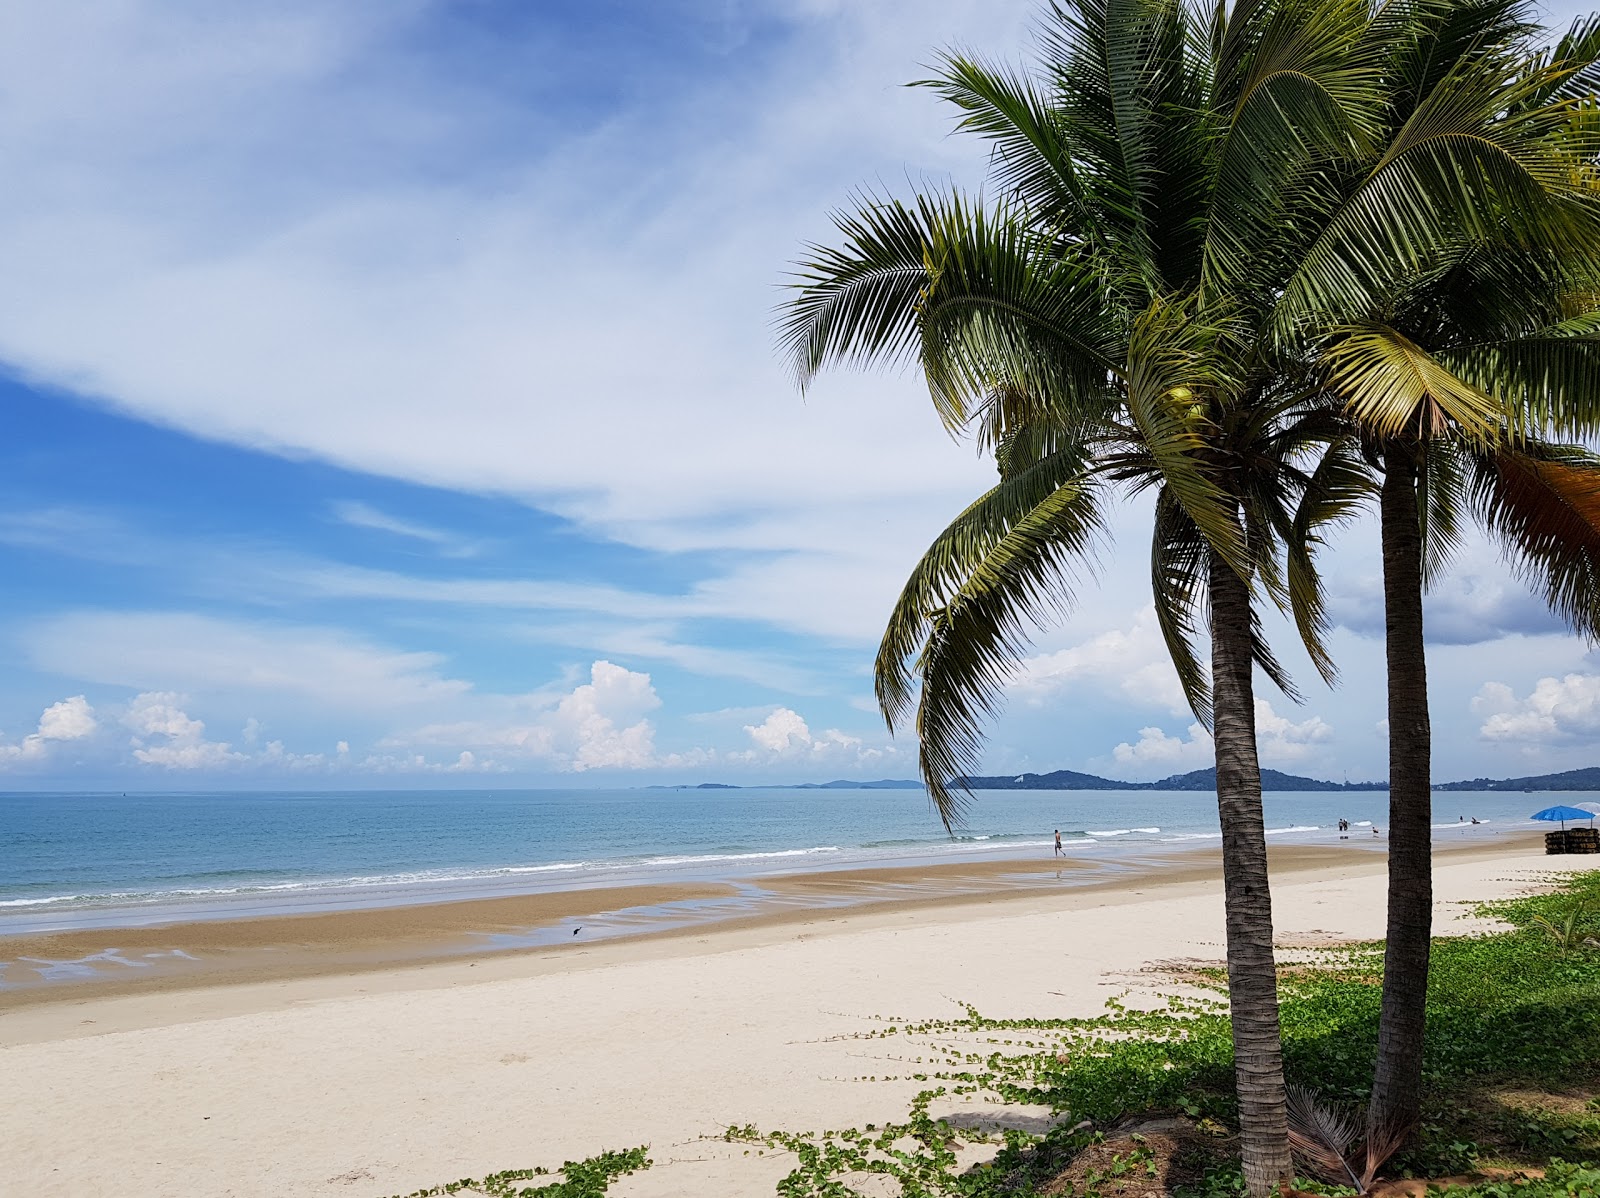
1 841 1578 1198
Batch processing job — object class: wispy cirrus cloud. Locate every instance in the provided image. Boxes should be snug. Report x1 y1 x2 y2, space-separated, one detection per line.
330 500 480 557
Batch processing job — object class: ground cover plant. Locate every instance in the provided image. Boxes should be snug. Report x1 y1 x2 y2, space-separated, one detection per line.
387 1147 650 1198
395 872 1600 1197
724 870 1600 1196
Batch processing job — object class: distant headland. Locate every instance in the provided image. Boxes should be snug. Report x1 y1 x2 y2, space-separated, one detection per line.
651 765 1600 792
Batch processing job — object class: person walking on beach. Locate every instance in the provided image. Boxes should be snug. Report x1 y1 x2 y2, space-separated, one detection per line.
1054 829 1062 857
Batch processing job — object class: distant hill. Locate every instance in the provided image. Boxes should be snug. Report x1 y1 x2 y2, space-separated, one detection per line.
652 766 1600 793
955 766 1384 791
1436 766 1600 792
1151 766 1390 791
955 768 1143 790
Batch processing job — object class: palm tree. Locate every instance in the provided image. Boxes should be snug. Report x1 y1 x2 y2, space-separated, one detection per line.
1284 0 1600 1136
780 1 1381 1191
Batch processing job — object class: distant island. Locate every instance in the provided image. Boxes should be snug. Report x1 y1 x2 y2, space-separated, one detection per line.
952 766 1384 792
654 765 1600 792
1435 766 1600 792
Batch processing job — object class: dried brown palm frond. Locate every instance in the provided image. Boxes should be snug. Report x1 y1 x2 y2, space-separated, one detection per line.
1284 1084 1416 1193
1284 1084 1363 1191
1356 1114 1414 1192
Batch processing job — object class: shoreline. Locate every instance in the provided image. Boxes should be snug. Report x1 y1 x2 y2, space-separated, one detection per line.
3 788 1533 935
0 836 1582 1198
0 830 1539 1012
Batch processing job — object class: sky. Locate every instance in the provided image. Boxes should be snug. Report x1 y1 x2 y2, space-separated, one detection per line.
0 0 1597 790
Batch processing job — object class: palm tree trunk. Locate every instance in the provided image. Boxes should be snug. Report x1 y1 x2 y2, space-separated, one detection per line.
1208 546 1292 1198
1369 442 1432 1139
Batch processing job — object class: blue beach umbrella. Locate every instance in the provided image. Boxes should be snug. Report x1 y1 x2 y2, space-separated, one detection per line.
1530 805 1597 827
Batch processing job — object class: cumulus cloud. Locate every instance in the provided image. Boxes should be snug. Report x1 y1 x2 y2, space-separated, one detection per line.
1474 674 1600 743
555 661 661 771
733 706 892 766
1012 608 1190 715
37 695 98 741
745 707 812 752
118 692 346 771
1108 700 1333 778
402 660 661 772
1112 724 1214 771
122 692 245 769
0 695 99 765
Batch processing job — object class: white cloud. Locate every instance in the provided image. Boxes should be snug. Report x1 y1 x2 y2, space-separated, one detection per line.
0 0 1024 649
28 611 472 711
1012 608 1190 716
36 695 98 742
555 661 661 771
1113 724 1214 771
1474 674 1600 744
746 707 812 753
401 660 661 772
1108 700 1333 778
121 691 245 769
1256 702 1334 756
0 695 99 765
734 705 893 767
330 500 475 556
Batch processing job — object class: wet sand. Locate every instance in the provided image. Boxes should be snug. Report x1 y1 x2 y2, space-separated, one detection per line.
0 830 1537 1010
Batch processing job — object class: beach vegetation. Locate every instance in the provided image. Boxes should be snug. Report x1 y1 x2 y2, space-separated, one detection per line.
1529 896 1599 955
718 870 1600 1197
386 1146 649 1198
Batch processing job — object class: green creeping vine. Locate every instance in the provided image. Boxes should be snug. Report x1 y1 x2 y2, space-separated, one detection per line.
723 871 1600 1196
1433 1160 1600 1198
387 1146 649 1198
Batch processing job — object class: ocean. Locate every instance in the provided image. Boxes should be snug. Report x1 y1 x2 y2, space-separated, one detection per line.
0 786 1555 934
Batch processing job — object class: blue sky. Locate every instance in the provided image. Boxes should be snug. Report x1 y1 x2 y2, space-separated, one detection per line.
0 0 1597 789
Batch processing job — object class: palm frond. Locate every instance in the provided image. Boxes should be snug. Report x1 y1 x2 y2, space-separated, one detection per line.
1279 51 1600 327
1152 488 1214 726
915 211 1120 439
917 53 1090 224
1202 0 1380 293
1465 442 1600 639
1441 311 1600 440
1123 297 1251 574
779 193 944 389
876 443 1097 731
1285 1083 1363 1190
1419 439 1468 586
1287 435 1376 685
909 472 1110 828
1321 322 1503 444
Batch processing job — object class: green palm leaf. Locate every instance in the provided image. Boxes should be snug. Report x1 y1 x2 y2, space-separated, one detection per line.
1322 322 1503 443
904 470 1109 827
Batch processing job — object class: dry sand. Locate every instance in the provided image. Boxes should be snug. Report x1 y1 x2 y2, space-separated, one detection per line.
0 833 1579 1198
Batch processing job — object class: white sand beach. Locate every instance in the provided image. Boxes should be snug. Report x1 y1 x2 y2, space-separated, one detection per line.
1 836 1579 1198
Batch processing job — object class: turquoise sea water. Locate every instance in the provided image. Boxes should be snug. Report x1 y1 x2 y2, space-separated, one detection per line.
0 786 1556 933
